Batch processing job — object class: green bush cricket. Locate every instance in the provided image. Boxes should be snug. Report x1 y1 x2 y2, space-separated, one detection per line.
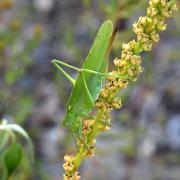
52 20 127 135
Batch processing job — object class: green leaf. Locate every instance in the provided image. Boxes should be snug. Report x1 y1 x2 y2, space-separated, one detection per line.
0 122 34 163
4 143 23 176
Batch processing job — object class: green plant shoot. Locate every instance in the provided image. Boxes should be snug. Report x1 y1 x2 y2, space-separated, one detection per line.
52 20 126 134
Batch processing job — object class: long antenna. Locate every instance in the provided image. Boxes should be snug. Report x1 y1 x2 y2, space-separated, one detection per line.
105 27 117 72
106 27 118 58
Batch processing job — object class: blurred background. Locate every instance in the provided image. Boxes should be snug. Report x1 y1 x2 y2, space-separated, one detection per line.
0 0 180 179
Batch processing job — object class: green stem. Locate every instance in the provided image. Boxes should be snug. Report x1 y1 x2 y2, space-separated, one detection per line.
73 110 104 172
133 41 142 54
87 111 104 142
73 147 86 170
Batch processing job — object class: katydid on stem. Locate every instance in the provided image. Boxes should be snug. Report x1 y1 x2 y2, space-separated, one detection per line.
52 20 127 135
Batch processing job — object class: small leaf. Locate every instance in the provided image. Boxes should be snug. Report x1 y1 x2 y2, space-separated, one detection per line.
4 143 23 176
0 123 34 163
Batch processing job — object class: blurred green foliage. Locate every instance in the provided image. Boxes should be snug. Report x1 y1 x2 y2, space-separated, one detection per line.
0 120 33 179
0 16 41 124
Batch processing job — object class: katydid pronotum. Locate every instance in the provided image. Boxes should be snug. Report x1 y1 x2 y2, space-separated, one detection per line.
52 20 127 135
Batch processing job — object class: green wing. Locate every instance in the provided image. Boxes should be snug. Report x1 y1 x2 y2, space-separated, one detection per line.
64 20 113 132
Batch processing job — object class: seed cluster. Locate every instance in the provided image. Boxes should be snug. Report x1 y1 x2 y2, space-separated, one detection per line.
133 0 177 52
82 119 95 135
95 39 142 130
63 155 80 180
63 120 96 179
95 0 177 131
77 119 96 157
